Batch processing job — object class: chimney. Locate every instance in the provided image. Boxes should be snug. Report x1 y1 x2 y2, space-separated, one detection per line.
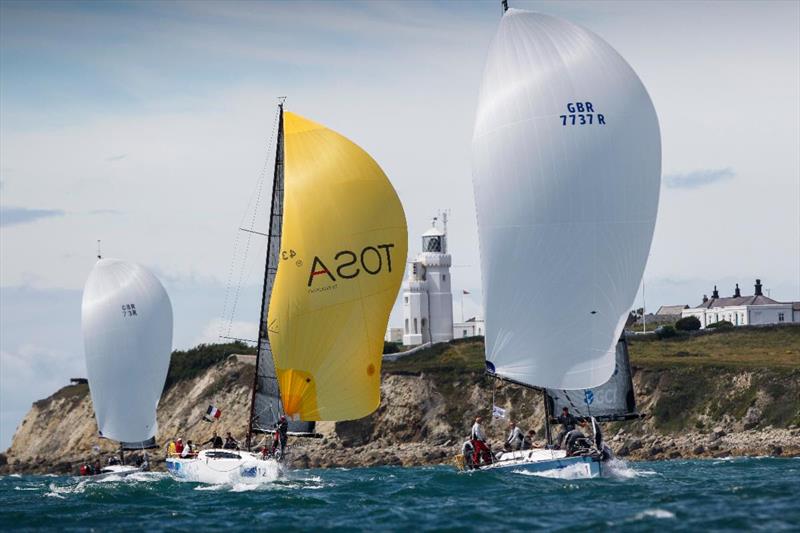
712 285 719 299
702 294 708 303
755 279 763 296
734 283 741 298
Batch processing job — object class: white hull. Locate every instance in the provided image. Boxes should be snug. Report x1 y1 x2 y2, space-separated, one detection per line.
166 449 282 484
475 449 602 478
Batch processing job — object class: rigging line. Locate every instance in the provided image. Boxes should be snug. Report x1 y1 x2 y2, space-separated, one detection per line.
222 106 282 339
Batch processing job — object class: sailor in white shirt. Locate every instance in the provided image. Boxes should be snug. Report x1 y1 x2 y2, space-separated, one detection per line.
469 416 492 466
504 421 524 451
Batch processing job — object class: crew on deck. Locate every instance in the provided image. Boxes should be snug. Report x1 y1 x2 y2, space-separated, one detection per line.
223 432 240 450
504 421 524 451
203 432 224 449
470 416 492 465
555 407 579 449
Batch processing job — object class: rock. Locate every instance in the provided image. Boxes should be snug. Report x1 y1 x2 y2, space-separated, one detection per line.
743 407 761 430
0 453 7 467
627 439 643 452
770 446 783 457
649 445 664 456
668 450 682 459
616 444 630 457
692 445 705 455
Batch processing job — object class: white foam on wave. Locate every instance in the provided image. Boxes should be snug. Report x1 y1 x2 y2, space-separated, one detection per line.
632 509 676 520
604 458 656 479
44 479 89 499
512 463 593 480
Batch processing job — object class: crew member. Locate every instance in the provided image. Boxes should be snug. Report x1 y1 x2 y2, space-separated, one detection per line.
470 416 492 466
166 439 177 457
522 430 535 450
504 421 524 451
174 438 184 456
555 407 578 449
275 415 289 457
223 432 239 450
181 440 196 458
203 432 224 449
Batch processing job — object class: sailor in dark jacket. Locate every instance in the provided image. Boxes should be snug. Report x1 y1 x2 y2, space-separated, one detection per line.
555 407 579 449
275 415 289 456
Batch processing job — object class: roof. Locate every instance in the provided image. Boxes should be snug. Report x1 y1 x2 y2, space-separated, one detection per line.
656 305 688 315
692 294 780 309
422 227 445 237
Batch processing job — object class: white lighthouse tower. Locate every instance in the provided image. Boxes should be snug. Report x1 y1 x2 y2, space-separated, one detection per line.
402 214 454 346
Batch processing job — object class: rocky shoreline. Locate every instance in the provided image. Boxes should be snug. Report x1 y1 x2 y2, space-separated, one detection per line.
3 336 799 475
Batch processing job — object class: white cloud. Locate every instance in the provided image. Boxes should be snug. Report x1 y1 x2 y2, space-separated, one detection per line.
663 168 735 189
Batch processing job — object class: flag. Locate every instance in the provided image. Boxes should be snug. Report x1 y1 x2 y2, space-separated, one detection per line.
584 390 594 406
463 290 470 295
492 404 506 419
203 405 222 421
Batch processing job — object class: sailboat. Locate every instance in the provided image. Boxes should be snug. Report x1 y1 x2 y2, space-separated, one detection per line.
466 5 660 476
166 102 407 483
81 257 173 477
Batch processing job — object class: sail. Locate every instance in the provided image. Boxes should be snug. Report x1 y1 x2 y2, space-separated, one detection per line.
545 339 638 421
264 111 407 422
81 259 173 445
472 10 661 390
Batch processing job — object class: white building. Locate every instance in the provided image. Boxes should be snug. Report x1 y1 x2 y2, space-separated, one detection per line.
384 327 403 343
402 216 454 346
681 279 799 328
453 317 485 339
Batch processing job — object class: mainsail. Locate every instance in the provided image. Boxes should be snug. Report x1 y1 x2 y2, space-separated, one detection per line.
545 338 639 422
81 259 173 447
472 9 661 390
250 106 407 433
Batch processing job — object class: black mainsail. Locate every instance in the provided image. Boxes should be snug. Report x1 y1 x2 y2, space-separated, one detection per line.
545 338 639 422
247 104 315 445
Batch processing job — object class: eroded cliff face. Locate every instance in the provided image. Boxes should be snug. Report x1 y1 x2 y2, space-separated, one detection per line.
3 355 800 474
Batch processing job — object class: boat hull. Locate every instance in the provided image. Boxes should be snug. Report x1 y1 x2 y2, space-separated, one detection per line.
166 449 282 484
460 448 602 478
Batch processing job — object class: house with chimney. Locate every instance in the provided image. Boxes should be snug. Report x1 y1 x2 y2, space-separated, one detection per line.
681 279 800 328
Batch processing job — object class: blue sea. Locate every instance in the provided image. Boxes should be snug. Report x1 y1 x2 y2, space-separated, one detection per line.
1 457 798 531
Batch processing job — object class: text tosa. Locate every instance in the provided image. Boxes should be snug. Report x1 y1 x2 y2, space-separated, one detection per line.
308 243 396 287
560 101 605 127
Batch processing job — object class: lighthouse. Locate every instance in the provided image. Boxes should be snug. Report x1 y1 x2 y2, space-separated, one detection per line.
402 214 454 346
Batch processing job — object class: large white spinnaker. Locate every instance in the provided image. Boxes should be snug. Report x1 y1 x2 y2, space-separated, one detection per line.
472 10 661 390
82 259 173 446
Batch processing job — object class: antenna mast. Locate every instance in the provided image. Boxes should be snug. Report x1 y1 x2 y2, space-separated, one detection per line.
97 240 102 260
501 0 509 13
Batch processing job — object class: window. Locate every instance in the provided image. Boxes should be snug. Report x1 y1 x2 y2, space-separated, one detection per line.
778 312 785 322
422 235 442 252
404 296 408 303
463 329 468 337
442 275 446 281
421 318 427 332
414 318 418 334
405 319 409 333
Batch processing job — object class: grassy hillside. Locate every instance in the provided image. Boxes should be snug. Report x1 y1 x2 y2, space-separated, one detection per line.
626 324 799 368
385 325 799 373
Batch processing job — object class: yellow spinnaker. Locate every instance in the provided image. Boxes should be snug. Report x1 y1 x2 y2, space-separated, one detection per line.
268 111 407 422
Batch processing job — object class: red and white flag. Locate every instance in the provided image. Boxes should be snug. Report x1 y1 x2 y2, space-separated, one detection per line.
204 405 221 421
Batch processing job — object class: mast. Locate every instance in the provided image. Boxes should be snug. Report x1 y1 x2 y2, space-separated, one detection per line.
501 0 508 13
247 100 286 449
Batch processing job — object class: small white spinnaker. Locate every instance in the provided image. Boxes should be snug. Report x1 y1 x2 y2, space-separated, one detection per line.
82 259 173 446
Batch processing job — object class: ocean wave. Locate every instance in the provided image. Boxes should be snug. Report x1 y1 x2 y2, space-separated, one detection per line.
512 463 594 480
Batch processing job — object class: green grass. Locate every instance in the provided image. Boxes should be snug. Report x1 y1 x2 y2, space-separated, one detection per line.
626 324 800 368
164 341 256 390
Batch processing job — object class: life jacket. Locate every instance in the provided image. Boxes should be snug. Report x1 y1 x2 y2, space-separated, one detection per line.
174 441 184 454
167 442 176 456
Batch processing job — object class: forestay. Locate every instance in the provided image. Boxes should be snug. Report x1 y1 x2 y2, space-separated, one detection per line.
81 259 173 446
546 339 638 421
472 10 661 390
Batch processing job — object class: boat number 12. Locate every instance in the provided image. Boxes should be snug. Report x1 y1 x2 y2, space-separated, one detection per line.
560 102 605 127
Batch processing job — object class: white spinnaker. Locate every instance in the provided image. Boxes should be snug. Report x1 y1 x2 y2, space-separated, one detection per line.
81 259 173 444
472 10 661 390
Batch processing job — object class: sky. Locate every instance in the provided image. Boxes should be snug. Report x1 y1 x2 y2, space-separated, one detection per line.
1 0 798 449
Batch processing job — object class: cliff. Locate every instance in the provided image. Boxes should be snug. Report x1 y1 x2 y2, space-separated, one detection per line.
3 326 799 474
